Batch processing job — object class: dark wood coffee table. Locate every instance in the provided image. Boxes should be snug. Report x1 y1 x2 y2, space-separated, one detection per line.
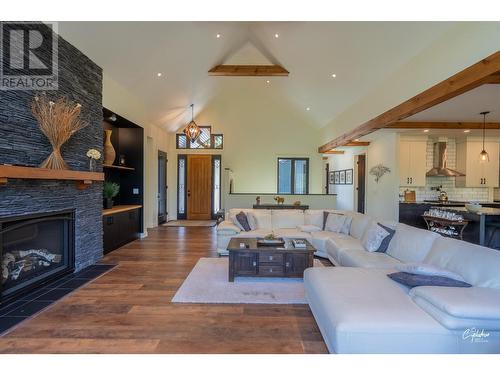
227 238 315 282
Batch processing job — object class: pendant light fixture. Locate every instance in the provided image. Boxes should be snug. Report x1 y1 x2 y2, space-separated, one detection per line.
183 104 201 142
479 111 490 163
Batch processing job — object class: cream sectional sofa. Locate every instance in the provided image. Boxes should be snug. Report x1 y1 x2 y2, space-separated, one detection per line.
217 208 500 353
216 208 371 257
305 222 500 353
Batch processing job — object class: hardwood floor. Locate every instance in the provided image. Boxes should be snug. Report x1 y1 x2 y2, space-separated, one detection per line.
0 226 329 353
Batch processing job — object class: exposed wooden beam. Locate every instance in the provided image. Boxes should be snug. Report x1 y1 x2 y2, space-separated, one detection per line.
387 121 500 130
345 141 370 146
208 65 289 77
485 74 500 84
323 150 345 155
318 51 500 153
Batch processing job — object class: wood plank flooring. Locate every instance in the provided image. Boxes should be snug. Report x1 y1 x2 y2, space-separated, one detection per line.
0 226 329 353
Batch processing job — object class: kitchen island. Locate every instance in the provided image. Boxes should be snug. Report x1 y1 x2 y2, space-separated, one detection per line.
440 206 500 247
399 202 500 248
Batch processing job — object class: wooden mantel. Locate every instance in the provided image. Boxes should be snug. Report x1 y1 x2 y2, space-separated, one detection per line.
0 165 104 189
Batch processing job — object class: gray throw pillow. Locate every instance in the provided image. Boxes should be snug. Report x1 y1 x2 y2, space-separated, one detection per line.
376 223 395 253
387 272 472 288
235 211 251 232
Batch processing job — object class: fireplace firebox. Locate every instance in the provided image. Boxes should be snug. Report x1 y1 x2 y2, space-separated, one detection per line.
0 210 75 305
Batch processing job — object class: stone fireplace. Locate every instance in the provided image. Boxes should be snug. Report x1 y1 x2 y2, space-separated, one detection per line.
0 23 103 305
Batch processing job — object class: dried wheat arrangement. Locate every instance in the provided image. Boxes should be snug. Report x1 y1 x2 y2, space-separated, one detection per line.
31 94 88 170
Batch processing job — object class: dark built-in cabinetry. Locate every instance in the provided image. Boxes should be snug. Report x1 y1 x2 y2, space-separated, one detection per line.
103 206 141 254
102 108 144 254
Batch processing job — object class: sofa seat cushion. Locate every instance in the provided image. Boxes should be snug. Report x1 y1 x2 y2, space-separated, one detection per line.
386 223 439 263
217 220 242 235
310 231 356 254
339 249 402 268
424 237 500 289
304 267 458 353
412 286 500 319
231 229 273 238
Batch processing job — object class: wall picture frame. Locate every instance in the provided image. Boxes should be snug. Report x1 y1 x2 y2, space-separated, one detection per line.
339 170 346 184
334 171 340 184
345 169 353 185
329 171 335 184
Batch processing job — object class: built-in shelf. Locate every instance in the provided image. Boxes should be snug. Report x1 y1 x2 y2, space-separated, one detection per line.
102 204 143 216
103 164 135 171
0 164 104 190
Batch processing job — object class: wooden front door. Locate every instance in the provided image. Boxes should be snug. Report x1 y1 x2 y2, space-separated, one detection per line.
187 154 212 220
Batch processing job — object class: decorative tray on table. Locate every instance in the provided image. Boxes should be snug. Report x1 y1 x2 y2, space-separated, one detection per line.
256 237 285 247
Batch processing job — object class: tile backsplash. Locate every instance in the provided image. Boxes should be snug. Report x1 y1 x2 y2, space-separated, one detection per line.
399 138 491 202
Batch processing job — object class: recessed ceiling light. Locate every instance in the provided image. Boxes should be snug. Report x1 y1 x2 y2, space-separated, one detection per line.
423 129 429 133
274 33 279 38
306 107 311 111
216 33 221 38
266 80 270 84
157 73 162 77
331 73 337 78
464 129 471 133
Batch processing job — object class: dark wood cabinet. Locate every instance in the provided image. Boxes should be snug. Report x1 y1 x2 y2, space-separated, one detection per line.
285 253 311 276
232 252 258 276
103 207 141 254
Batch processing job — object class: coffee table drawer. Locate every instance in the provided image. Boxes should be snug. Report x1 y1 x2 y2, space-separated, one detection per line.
259 265 284 276
259 253 283 264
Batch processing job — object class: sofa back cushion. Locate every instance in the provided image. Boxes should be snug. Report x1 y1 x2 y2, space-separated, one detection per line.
304 210 324 228
343 211 372 239
228 209 257 230
249 210 272 230
386 223 439 263
424 237 500 289
271 209 305 229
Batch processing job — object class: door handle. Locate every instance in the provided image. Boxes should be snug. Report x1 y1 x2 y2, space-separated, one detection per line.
187 190 191 197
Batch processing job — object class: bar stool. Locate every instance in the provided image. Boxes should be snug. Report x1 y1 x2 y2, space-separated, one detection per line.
486 221 500 249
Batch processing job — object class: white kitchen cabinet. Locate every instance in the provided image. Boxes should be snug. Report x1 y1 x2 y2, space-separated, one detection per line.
399 140 427 187
456 140 499 188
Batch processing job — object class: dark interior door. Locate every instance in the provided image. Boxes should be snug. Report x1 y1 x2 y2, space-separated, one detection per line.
357 155 366 213
158 151 167 224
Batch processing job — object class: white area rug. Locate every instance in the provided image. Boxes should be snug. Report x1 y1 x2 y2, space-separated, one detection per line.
171 257 324 304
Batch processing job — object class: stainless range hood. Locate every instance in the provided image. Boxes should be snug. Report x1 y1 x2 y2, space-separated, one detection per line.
426 142 465 177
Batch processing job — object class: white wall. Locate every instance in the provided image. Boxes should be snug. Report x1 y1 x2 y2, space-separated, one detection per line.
365 132 399 221
166 84 325 219
328 148 366 211
326 132 399 221
102 74 170 232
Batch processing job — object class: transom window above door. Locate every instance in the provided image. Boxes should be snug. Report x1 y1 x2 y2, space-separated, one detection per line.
278 157 309 194
176 126 223 149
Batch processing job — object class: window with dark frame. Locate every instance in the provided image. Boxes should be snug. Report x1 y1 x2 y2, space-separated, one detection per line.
277 157 309 194
176 126 223 149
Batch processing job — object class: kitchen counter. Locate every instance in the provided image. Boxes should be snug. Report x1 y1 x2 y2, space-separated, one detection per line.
399 202 500 248
102 204 143 216
442 207 500 216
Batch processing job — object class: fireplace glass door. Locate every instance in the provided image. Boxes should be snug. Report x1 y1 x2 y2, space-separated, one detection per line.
1 210 75 302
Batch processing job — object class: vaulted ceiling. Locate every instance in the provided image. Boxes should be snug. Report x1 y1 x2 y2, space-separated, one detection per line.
58 21 457 132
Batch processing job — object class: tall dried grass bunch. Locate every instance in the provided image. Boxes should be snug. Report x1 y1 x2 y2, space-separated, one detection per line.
31 94 88 170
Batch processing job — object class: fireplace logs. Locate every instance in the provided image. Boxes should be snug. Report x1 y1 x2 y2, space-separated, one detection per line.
2 249 62 282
